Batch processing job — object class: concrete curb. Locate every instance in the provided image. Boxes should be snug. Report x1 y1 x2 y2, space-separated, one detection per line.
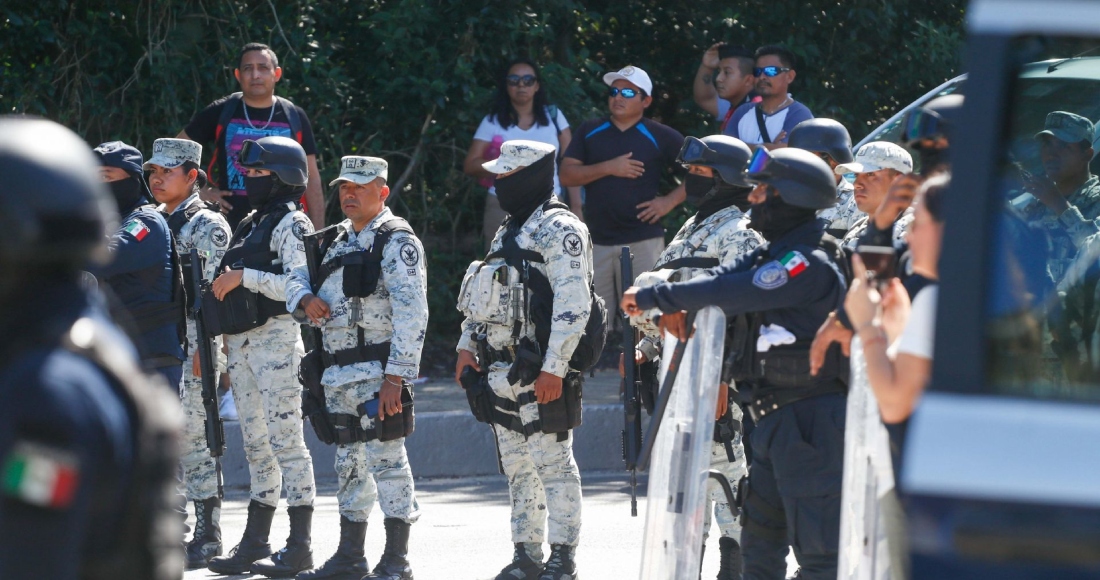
221 403 642 487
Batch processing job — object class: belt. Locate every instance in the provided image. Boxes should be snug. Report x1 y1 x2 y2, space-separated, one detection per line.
486 346 516 366
747 382 846 423
321 341 391 369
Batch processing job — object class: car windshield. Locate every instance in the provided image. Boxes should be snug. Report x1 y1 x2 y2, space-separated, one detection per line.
984 43 1100 403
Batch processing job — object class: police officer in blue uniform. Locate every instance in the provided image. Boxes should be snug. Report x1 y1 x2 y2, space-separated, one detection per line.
92 141 186 391
622 148 848 580
0 118 184 579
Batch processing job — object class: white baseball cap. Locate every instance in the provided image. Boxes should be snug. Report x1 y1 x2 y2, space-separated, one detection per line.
329 156 388 187
834 141 913 175
603 65 653 96
482 140 556 174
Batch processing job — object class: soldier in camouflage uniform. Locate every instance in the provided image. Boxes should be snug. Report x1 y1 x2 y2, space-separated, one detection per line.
285 156 427 580
455 140 591 580
786 118 862 238
145 137 233 569
205 136 318 576
630 135 761 580
835 142 915 250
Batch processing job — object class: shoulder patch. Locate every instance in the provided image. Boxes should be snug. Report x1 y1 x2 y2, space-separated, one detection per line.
292 219 309 241
210 228 228 248
399 242 420 267
778 251 809 277
563 232 583 257
122 219 150 241
1 441 80 509
752 261 789 290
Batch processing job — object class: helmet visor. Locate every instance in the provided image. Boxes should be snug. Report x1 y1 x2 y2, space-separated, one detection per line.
677 136 716 167
238 139 269 168
746 147 775 177
903 107 946 146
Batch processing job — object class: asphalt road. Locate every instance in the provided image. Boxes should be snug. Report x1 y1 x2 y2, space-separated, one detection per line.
184 473 798 580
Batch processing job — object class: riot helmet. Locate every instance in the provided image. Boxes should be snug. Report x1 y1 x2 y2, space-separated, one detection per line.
238 136 308 209
787 118 854 164
902 94 963 148
0 117 117 277
746 148 837 209
677 135 753 187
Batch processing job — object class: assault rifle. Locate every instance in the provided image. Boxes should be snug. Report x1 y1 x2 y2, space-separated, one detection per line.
620 247 642 517
189 249 225 499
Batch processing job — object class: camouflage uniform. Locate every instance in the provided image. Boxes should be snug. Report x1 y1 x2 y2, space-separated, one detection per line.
840 210 914 251
457 203 592 547
227 208 316 508
817 179 863 235
286 207 427 524
164 194 232 500
632 205 761 541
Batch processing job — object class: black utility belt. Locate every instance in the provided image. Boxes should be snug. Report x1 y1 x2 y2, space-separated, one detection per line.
484 346 516 366
320 341 391 369
462 369 583 438
319 385 415 445
747 382 846 423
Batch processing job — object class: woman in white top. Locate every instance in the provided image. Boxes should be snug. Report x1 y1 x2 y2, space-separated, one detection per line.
463 58 579 249
846 174 948 423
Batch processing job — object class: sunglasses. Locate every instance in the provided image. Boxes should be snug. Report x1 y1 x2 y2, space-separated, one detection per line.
506 74 537 87
753 66 791 77
608 87 641 99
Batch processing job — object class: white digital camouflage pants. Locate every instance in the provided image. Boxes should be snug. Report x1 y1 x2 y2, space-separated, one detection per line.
180 347 218 500
703 437 748 541
326 377 420 524
227 320 315 507
489 365 582 546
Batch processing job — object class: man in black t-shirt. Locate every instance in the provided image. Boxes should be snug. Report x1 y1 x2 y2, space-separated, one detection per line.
560 65 686 339
178 43 324 230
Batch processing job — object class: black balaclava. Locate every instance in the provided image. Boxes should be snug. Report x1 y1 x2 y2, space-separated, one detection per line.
749 190 817 241
109 174 146 214
686 173 753 222
245 174 304 213
918 146 950 177
496 154 555 226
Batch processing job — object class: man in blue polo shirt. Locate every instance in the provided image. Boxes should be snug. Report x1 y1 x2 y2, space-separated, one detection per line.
560 65 686 339
725 45 814 149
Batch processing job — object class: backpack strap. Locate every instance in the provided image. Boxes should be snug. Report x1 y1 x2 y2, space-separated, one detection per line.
313 218 414 291
276 96 304 144
209 92 244 182
754 104 773 144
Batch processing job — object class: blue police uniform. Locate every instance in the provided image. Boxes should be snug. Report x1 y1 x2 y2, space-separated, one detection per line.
635 218 848 580
94 203 185 390
0 282 135 579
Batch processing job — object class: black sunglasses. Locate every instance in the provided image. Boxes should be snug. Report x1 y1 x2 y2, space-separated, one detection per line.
753 66 791 77
608 87 641 99
506 74 537 87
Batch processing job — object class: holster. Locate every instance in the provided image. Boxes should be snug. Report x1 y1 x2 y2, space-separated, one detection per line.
202 286 260 336
359 385 415 442
299 349 336 445
538 371 583 433
460 366 495 424
506 336 543 386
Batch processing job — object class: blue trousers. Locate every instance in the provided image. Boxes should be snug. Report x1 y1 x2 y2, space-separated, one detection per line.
153 363 183 394
741 393 846 580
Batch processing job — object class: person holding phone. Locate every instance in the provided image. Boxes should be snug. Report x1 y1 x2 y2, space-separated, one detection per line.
285 156 428 580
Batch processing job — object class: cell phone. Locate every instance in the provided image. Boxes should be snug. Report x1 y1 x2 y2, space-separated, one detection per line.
856 245 897 281
361 397 380 418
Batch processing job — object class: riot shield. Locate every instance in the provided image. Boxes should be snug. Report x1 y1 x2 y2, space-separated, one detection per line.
639 306 726 580
838 335 901 580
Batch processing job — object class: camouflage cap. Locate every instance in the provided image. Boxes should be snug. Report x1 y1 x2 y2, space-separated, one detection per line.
482 140 556 174
834 141 913 175
143 138 202 170
1036 111 1094 145
329 155 388 187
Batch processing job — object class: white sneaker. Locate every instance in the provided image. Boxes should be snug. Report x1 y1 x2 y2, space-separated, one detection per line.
218 391 239 421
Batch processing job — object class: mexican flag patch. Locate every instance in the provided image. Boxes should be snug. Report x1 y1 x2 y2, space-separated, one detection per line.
123 219 150 241
779 251 809 277
1 441 80 509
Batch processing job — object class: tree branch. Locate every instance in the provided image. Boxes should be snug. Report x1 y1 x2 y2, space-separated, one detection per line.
390 104 437 203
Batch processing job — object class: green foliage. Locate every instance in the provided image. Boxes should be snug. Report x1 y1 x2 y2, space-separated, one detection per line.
1 0 964 371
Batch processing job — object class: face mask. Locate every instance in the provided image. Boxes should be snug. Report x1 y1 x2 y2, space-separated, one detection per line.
495 155 555 223
109 176 144 213
918 146 950 176
245 174 277 210
685 173 719 205
749 192 817 241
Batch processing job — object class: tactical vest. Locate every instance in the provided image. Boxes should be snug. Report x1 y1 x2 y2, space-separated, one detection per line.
203 202 294 336
165 200 220 312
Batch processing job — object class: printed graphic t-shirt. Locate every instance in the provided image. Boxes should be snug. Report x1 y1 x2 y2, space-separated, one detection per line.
185 95 318 195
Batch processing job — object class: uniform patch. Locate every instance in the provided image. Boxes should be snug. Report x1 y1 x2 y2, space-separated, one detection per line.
571 260 581 269
210 228 228 248
400 242 419 266
292 220 309 241
1 441 80 509
122 219 150 241
563 232 583 256
779 251 809 277
752 261 789 290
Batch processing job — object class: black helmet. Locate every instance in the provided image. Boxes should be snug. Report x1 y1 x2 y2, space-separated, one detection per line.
746 148 836 210
902 94 963 148
0 117 116 270
787 118 854 164
677 135 752 187
238 136 308 187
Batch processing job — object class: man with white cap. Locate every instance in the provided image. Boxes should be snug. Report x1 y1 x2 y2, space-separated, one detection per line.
561 65 686 362
833 141 915 249
145 137 234 569
457 140 595 580
285 155 427 580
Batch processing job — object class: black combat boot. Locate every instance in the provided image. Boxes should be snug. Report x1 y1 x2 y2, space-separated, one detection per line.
537 544 577 580
717 537 742 580
252 504 315 577
362 518 413 579
495 543 544 580
185 497 222 569
207 499 276 574
295 516 368 580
